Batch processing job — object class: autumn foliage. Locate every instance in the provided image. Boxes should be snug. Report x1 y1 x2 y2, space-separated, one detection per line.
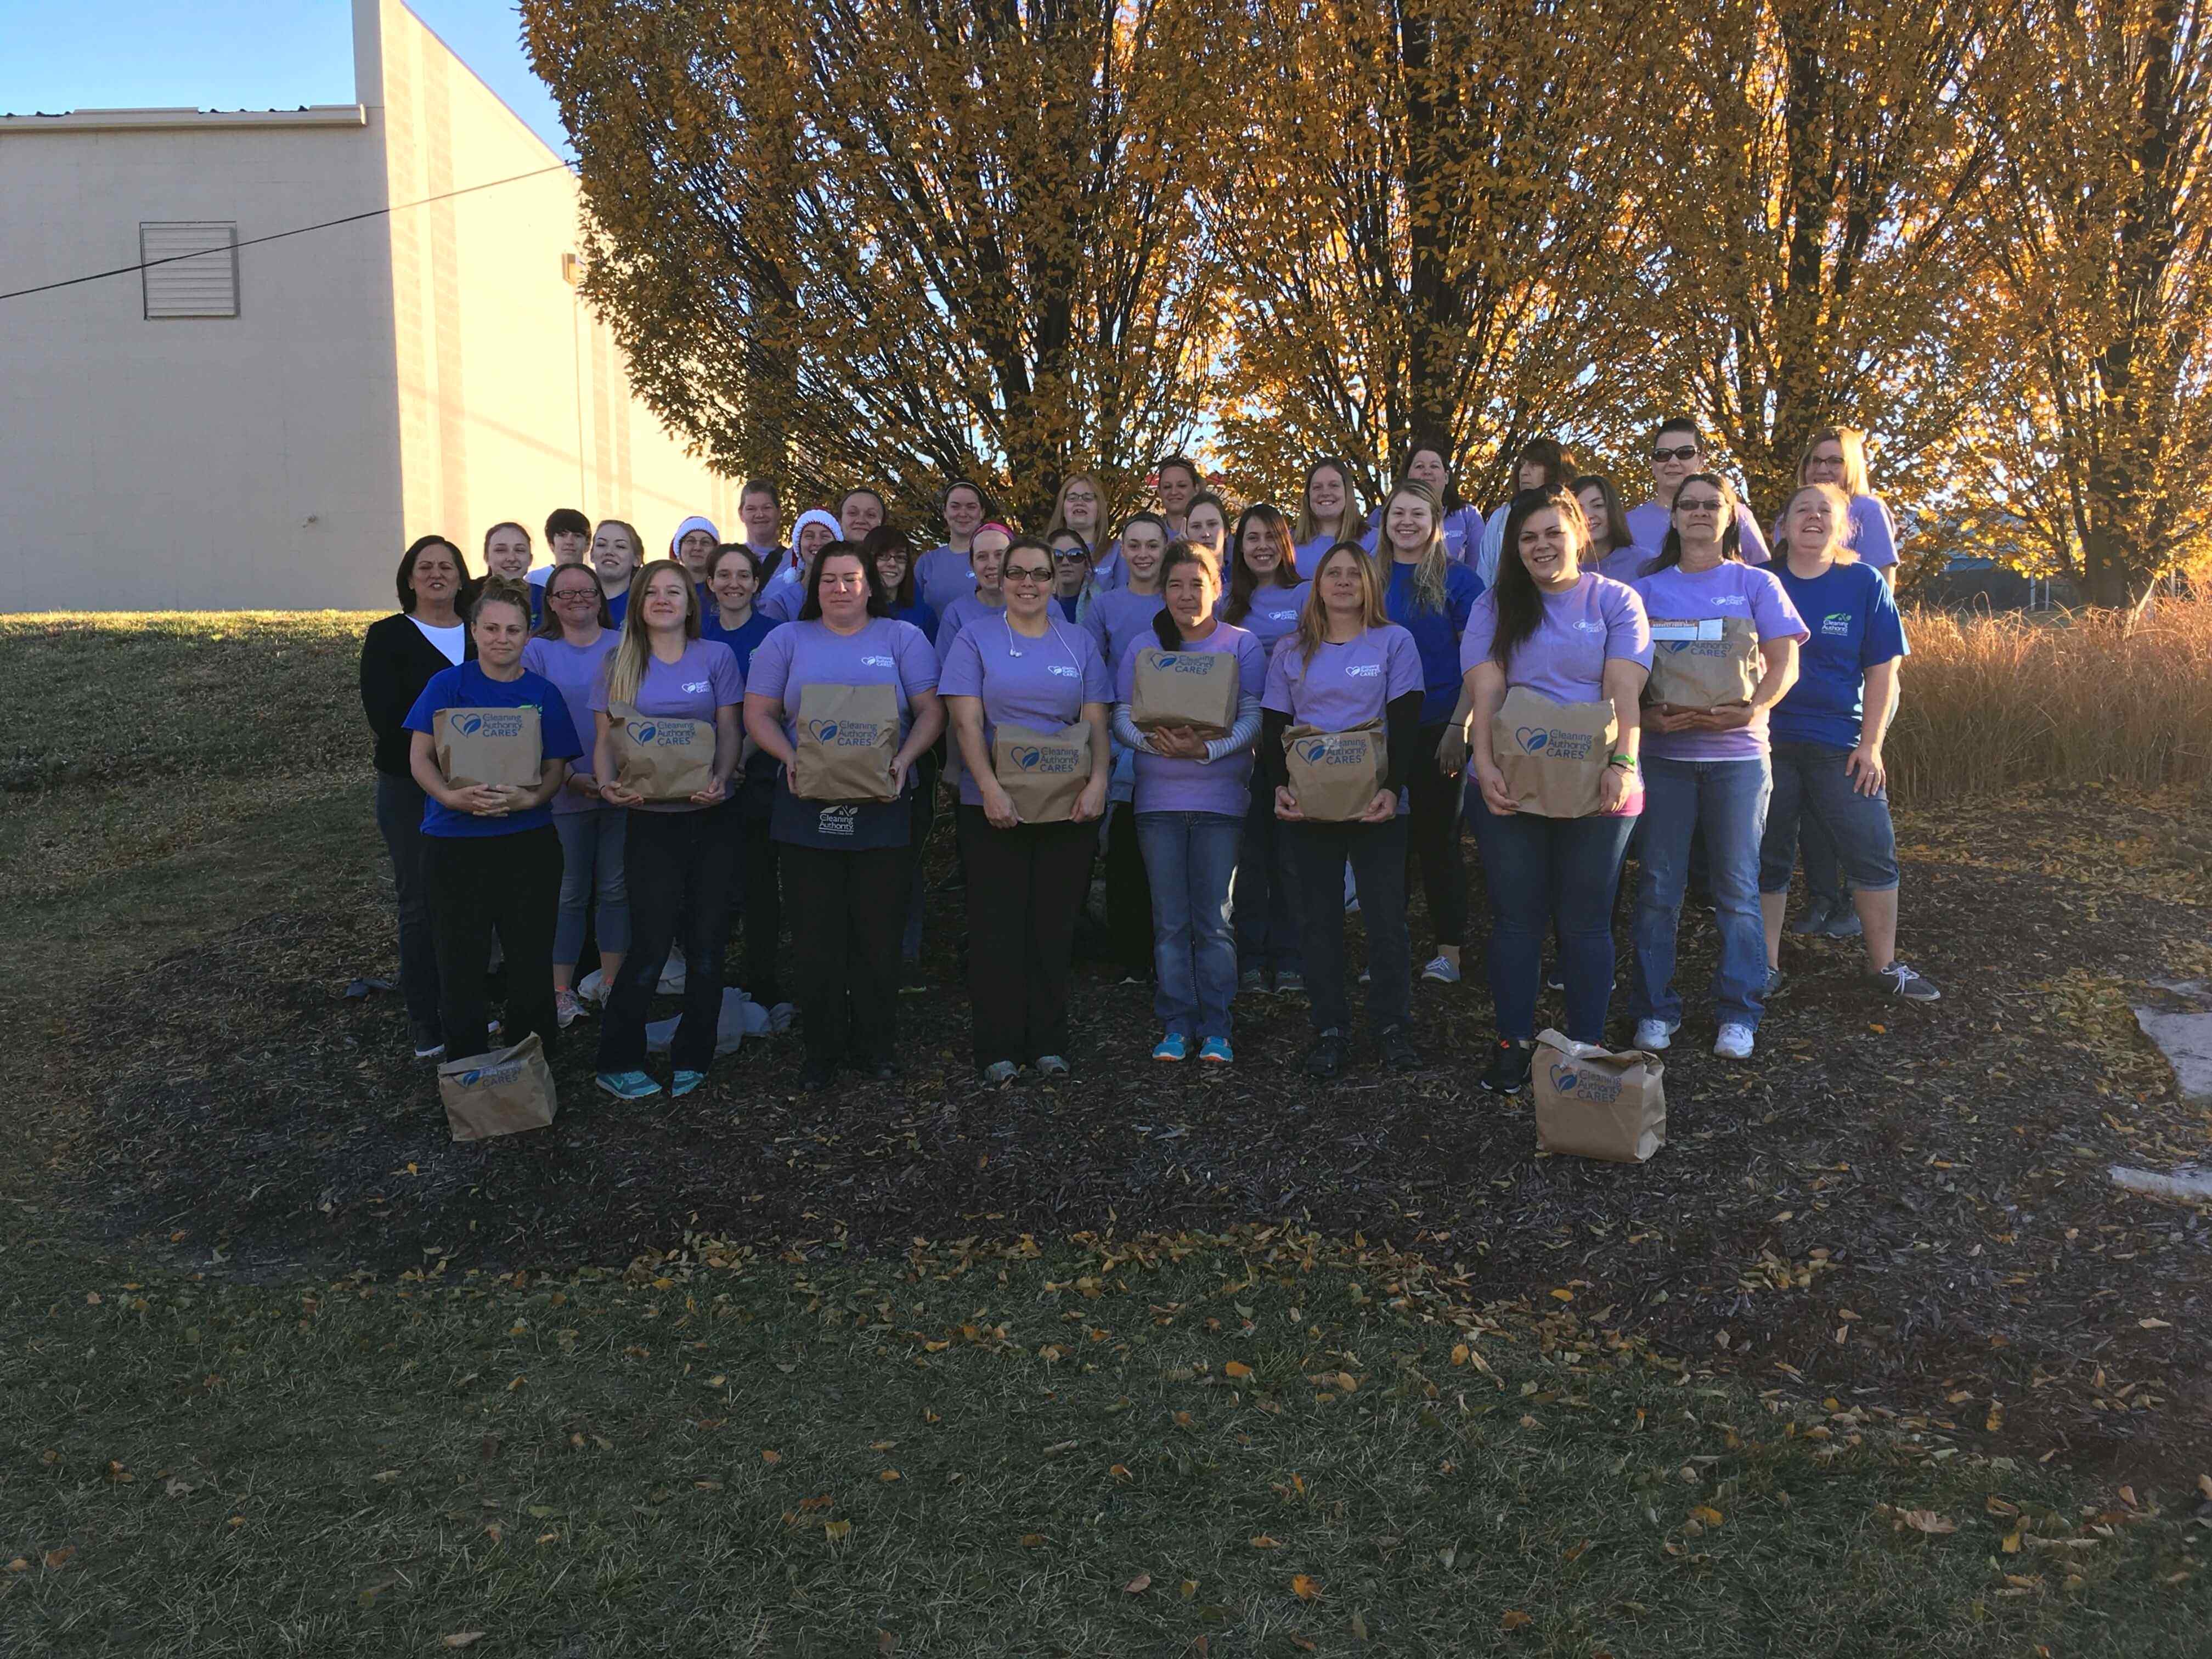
523 0 2212 603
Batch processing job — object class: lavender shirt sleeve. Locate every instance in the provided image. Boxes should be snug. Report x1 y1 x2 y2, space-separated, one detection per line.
936 628 985 699
894 621 940 694
1262 636 1296 715
704 640 744 707
1382 628 1424 701
744 628 793 703
1077 629 1113 703
1600 581 1654 668
1458 594 1499 675
1736 503 1773 566
1747 567 1809 642
1854 495 1899 568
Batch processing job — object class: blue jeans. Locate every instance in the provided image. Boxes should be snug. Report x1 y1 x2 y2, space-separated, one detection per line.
1233 772 1302 974
1137 811 1244 1040
552 807 631 967
373 771 441 1047
1470 801 1638 1043
1632 755 1771 1030
1759 742 1899 895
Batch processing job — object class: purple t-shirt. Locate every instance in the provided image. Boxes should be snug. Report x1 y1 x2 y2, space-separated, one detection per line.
1592 542 1652 583
589 636 743 812
935 591 1007 667
1624 499 1772 567
742 616 938 749
1261 624 1423 730
937 613 1112 807
1115 623 1268 817
1458 574 1652 706
1084 588 1167 680
915 545 978 617
1632 561 1808 761
521 630 619 814
1221 580 1310 654
1768 493 1899 571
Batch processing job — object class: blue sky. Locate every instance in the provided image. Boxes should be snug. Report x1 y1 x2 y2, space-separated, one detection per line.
0 1 571 155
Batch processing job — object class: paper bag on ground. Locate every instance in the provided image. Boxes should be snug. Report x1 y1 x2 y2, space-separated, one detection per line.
1532 1029 1664 1163
1283 722 1386 822
1645 617 1759 708
608 704 716 801
992 720 1092 823
791 682 901 802
434 706 542 789
438 1033 557 1142
1493 687 1617 818
1131 646 1239 737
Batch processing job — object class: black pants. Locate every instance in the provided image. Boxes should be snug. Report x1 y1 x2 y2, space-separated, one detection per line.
374 772 443 1047
1290 814 1412 1035
598 802 741 1074
1404 722 1468 949
424 825 562 1064
1103 800 1154 977
736 803 783 1006
781 843 908 1069
958 806 1094 1068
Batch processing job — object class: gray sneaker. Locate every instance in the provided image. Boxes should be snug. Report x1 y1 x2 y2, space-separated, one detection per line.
1238 967 1267 998
1036 1054 1071 1077
1789 901 1833 936
980 1059 1019 1088
1871 962 1940 1001
1763 964 1786 998
1815 903 1864 939
1274 967 1305 996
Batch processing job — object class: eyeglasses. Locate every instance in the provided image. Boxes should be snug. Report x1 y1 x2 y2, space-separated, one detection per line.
1004 566 1054 584
1674 496 1725 513
1651 444 1701 463
549 588 599 602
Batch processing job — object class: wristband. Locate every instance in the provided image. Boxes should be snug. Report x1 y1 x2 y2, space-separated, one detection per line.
1608 752 1638 771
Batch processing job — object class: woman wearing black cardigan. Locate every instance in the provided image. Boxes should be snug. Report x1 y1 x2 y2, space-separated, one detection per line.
360 535 476 1057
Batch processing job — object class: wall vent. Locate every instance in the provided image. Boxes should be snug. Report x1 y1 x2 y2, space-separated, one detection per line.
140 221 240 318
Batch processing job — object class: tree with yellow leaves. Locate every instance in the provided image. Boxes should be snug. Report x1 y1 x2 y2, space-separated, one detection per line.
522 0 1233 527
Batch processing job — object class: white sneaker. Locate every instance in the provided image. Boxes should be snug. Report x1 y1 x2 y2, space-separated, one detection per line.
1420 955 1460 984
1713 1023 1755 1060
1633 1018 1679 1051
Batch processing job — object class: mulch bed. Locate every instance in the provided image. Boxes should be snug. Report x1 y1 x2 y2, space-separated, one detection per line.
42 782 2212 1486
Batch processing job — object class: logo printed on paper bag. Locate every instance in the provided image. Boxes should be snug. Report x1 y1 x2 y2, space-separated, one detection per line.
631 721 657 743
454 713 483 736
808 717 888 747
1516 725 1594 760
1549 1062 1622 1103
1516 727 1549 753
1146 650 1213 676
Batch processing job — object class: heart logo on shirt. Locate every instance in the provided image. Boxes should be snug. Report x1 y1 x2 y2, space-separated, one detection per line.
454 713 483 736
1515 727 1548 753
808 719 839 742
1011 746 1043 771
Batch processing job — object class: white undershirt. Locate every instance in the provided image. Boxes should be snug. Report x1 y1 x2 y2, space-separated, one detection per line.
409 616 466 665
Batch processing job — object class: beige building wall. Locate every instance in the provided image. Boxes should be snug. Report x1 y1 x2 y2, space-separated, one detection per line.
0 0 732 613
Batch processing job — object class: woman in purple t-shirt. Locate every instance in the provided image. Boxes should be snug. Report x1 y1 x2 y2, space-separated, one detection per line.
744 545 945 1092
588 560 744 1102
939 535 1113 1087
1111 545 1267 1065
1222 504 1310 994
1629 475 1807 1063
1459 487 1652 1094
1259 543 1426 1079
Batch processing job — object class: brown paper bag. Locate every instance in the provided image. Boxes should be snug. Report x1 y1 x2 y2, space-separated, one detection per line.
608 704 716 801
1532 1029 1665 1163
434 706 543 789
1645 617 1759 708
791 682 901 802
1131 646 1239 737
1493 686 1618 818
438 1033 558 1142
992 720 1092 823
1283 722 1386 822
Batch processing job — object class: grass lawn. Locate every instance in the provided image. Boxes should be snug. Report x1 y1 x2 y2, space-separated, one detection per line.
2 612 2208 1654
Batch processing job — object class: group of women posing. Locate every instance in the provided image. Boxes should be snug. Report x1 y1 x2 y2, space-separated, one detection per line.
358 422 1935 1105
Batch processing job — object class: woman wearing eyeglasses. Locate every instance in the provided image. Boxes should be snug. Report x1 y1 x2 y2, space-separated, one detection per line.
938 535 1113 1086
1629 475 1805 1062
523 562 629 1029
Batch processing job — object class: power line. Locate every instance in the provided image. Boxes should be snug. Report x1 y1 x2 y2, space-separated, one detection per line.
0 160 576 303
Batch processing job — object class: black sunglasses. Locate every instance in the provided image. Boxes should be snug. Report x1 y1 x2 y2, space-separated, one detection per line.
1651 444 1701 463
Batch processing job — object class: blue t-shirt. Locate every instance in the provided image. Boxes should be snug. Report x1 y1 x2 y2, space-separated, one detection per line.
1380 557 1483 721
403 661 584 838
889 597 939 644
701 607 782 680
1770 561 1908 751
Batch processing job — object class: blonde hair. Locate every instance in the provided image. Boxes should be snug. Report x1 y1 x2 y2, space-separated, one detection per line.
604 558 702 707
470 576 535 631
1372 479 1449 614
1044 472 1108 543
1796 427 1871 499
1293 541 1389 667
1292 459 1364 549
1775 482 1859 564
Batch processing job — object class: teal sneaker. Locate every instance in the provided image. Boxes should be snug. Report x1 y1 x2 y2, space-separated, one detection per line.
1152 1032 1189 1062
670 1069 706 1099
595 1070 662 1101
1198 1037 1233 1065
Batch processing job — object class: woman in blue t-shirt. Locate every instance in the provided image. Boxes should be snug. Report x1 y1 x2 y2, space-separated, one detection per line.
404 578 585 1066
1373 479 1483 986
589 560 746 1102
1760 483 1938 1003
